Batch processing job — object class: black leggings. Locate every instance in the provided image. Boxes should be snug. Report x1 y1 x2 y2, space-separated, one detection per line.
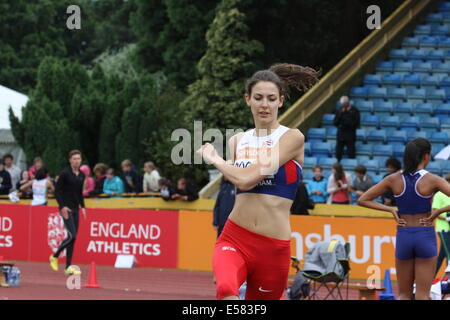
53 209 79 269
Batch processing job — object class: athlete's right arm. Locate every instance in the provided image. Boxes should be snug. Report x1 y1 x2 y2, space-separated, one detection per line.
425 176 450 222
358 175 406 226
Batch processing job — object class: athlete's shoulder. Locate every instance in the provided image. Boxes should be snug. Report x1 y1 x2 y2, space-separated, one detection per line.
281 127 305 143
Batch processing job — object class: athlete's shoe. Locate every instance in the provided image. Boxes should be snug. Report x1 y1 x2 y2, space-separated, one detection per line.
64 266 82 276
49 255 58 272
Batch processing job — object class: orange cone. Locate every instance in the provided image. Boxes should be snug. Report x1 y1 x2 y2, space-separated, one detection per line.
84 262 101 288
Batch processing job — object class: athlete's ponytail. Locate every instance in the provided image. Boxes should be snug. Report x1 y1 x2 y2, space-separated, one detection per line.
246 63 321 98
403 138 431 175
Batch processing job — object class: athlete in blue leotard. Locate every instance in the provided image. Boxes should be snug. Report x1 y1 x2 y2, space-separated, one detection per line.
359 138 450 300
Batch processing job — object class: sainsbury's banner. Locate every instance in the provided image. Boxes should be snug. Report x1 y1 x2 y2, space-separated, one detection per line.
7 204 179 269
0 204 30 260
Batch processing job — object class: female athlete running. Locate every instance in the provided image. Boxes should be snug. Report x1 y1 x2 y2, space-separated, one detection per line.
196 63 320 300
358 138 450 300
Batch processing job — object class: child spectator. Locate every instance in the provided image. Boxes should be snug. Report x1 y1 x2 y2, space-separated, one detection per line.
121 159 143 193
80 165 95 197
143 161 161 192
159 178 176 201
103 168 125 196
172 178 199 201
306 165 328 203
91 163 108 196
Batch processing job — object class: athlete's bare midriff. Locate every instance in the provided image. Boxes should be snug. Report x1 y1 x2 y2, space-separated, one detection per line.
398 212 433 227
228 193 292 240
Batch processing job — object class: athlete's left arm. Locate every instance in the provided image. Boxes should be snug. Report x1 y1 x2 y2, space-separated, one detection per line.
196 129 304 191
425 176 450 221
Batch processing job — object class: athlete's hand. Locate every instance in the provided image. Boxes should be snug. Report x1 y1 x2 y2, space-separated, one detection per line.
196 143 221 165
60 207 70 220
420 211 438 226
392 209 407 227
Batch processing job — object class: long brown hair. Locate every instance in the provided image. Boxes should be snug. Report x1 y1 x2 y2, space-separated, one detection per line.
246 63 321 99
332 162 345 183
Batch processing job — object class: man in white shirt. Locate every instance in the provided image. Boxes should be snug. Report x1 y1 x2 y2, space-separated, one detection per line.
3 154 21 192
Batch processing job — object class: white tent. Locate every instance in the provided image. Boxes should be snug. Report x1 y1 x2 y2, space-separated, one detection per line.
0 84 28 169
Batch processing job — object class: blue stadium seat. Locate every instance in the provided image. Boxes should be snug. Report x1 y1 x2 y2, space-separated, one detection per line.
406 88 426 102
429 131 449 144
318 157 338 171
427 162 442 175
389 49 408 61
387 88 406 101
394 61 413 73
402 37 419 48
356 143 373 157
302 170 314 181
413 61 433 73
376 61 394 73
322 113 335 126
414 25 431 36
439 75 450 87
307 128 326 141
372 175 384 184
428 49 446 60
390 142 405 158
419 36 439 48
350 86 369 99
368 87 387 99
426 88 446 101
406 130 427 142
419 117 440 132
444 11 450 22
401 74 421 88
373 101 394 115
354 100 373 113
367 129 387 143
433 62 450 74
408 48 427 60
427 13 444 23
363 74 382 86
421 75 441 88
434 103 450 117
303 157 317 170
340 158 358 172
438 36 450 49
399 116 420 130
440 160 450 174
311 142 332 158
394 102 413 115
372 145 393 157
304 142 311 156
386 130 407 143
414 102 434 115
380 115 400 129
363 159 381 174
356 155 371 164
441 117 450 129
356 128 367 143
439 2 450 12
326 126 338 141
361 114 380 130
432 25 450 36
381 74 402 87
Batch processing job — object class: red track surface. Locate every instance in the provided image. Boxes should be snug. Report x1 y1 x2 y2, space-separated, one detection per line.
1 261 399 300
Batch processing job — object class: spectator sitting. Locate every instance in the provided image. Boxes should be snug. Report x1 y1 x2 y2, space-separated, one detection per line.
28 157 44 179
306 165 328 203
3 154 21 192
382 157 402 206
327 162 352 204
80 164 95 197
20 167 54 206
159 178 176 201
172 178 199 201
91 163 108 196
291 177 314 215
103 168 125 197
121 159 143 193
350 165 375 202
143 161 161 193
17 170 33 199
0 160 12 195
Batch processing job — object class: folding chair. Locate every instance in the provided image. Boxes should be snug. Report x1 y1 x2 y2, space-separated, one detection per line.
302 240 351 300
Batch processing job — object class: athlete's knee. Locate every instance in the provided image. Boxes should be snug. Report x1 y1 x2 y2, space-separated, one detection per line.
216 281 239 300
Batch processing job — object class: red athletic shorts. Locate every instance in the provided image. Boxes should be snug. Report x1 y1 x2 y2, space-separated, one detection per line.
213 219 291 300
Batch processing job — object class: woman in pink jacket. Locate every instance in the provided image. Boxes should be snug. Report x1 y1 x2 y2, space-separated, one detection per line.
80 165 95 197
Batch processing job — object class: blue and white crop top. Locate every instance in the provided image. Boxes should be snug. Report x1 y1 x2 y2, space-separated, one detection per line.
233 125 302 200
394 169 432 214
